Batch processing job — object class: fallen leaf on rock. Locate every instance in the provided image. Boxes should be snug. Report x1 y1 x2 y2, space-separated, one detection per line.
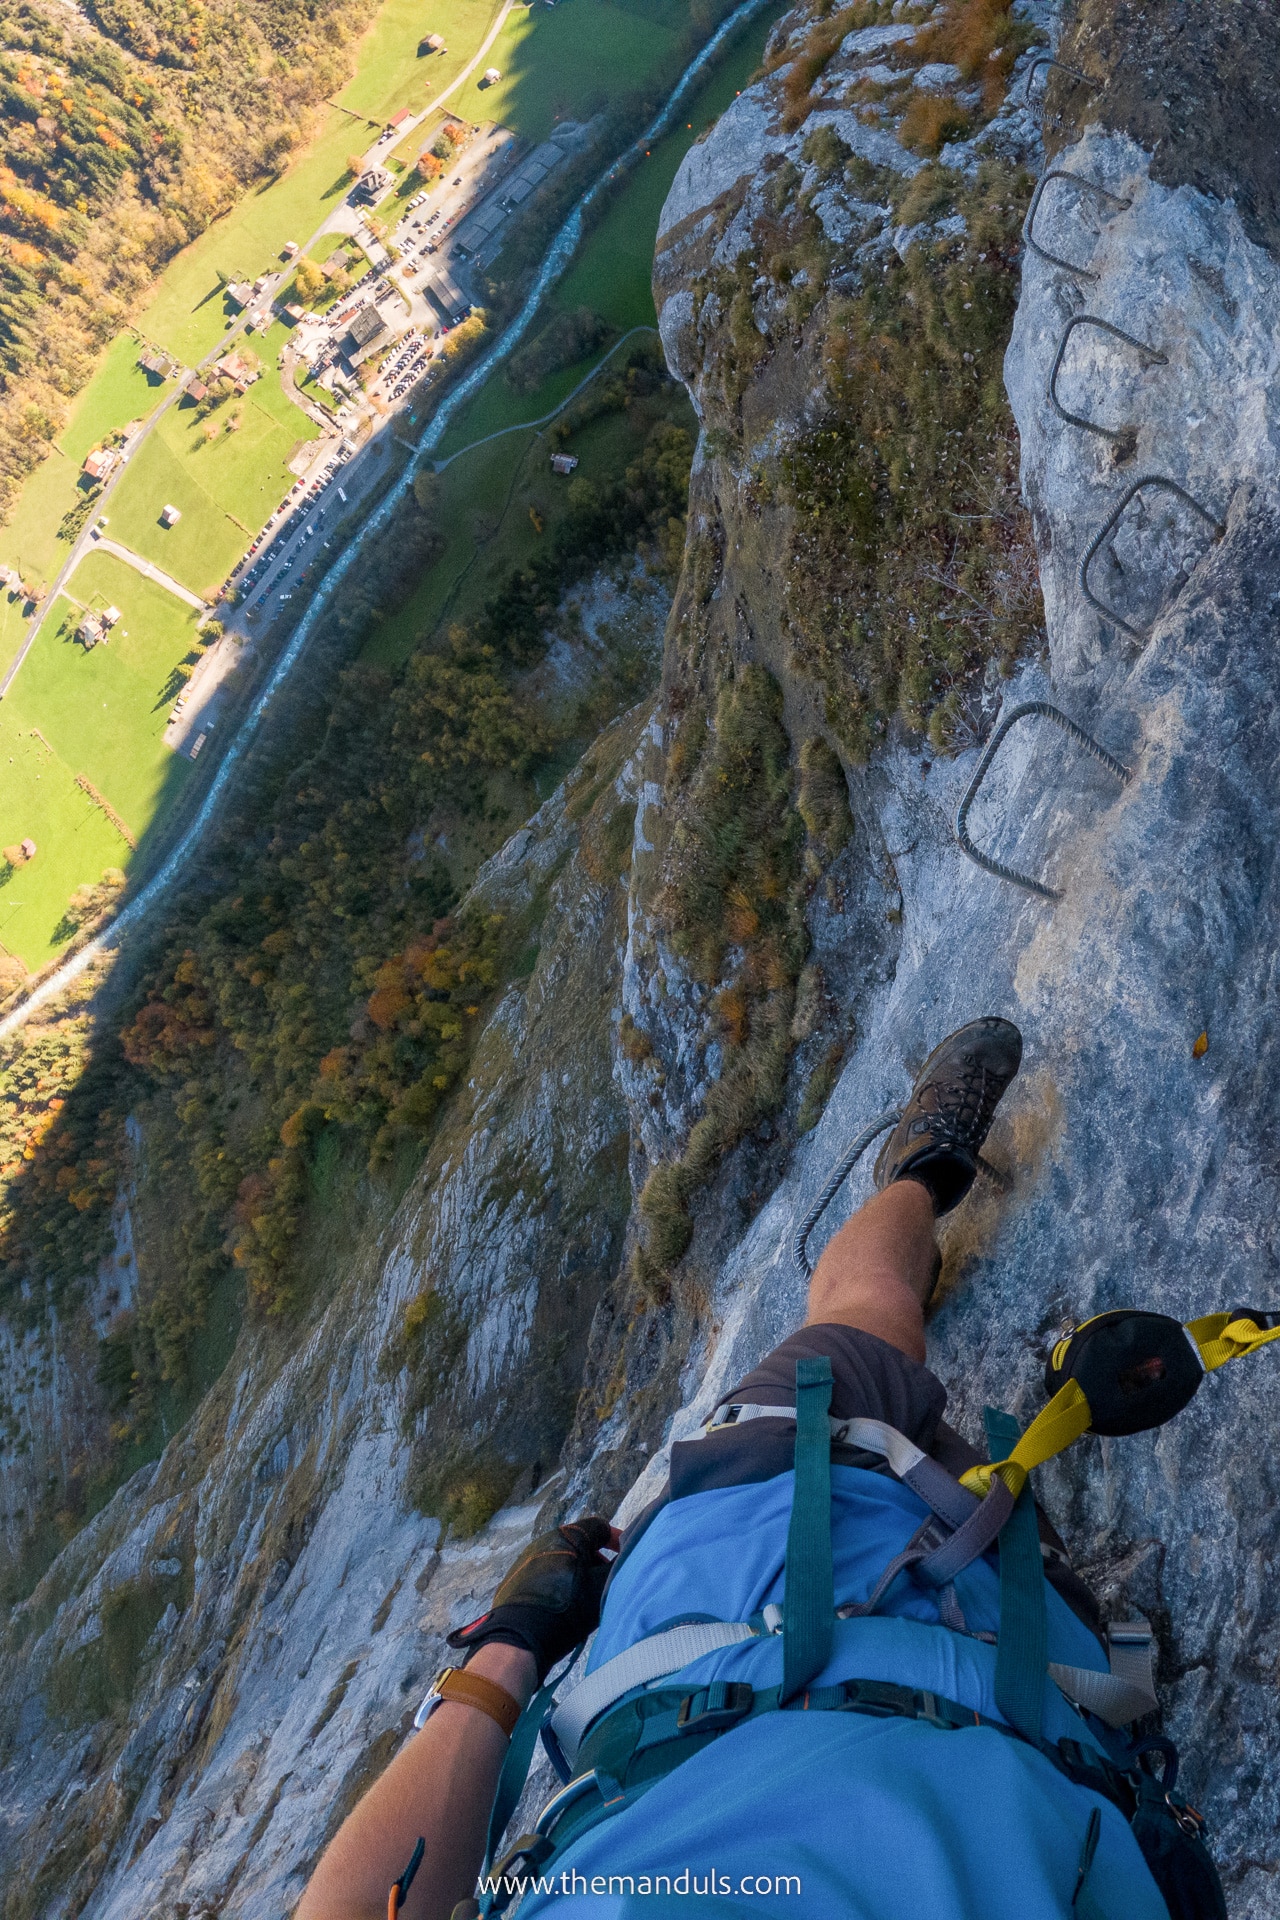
1193 1031 1209 1059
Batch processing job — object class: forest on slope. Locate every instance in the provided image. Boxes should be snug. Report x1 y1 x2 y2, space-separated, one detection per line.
0 0 784 1612
0 331 694 1600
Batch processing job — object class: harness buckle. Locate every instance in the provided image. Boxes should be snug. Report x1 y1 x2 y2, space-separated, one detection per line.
675 1681 755 1734
489 1830 555 1882
841 1678 917 1720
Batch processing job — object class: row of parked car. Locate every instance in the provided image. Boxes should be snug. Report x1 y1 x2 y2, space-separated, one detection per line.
228 441 357 608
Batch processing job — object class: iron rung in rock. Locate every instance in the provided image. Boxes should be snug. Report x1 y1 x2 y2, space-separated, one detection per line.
953 701 1131 903
1079 476 1226 640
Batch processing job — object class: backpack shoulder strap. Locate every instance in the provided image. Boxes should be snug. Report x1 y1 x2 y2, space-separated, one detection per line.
781 1355 835 1703
985 1405 1048 1743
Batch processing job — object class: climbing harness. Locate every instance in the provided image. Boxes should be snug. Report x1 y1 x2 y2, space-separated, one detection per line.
475 1341 1235 1916
1048 316 1168 448
1079 476 1226 640
1024 172 1133 282
953 699 1131 900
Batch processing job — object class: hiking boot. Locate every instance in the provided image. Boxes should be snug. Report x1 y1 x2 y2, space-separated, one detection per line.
874 1016 1023 1215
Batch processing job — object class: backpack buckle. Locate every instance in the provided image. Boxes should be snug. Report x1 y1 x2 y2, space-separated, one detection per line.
675 1681 754 1733
1166 1794 1206 1839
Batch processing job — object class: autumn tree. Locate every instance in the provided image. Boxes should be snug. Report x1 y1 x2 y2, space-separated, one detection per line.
292 257 325 303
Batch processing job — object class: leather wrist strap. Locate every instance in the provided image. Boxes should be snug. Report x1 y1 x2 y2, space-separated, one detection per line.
434 1666 522 1738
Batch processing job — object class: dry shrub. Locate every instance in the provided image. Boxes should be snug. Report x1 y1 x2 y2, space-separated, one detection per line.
900 92 974 156
797 737 853 860
777 2 893 128
912 0 1042 114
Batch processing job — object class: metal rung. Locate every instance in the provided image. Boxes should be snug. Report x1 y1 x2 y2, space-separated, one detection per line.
953 700 1131 902
795 1114 1008 1281
1048 315 1167 445
1024 171 1132 282
1080 475 1226 640
1025 57 1096 101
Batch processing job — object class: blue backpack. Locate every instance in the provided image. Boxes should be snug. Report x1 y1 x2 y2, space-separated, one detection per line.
473 1361 1226 1918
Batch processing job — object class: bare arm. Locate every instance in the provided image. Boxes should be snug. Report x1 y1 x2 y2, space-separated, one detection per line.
295 1643 538 1920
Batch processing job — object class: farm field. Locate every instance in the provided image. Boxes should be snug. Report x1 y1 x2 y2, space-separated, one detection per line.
0 337 176 618
448 0 686 144
138 0 506 368
0 593 32 688
105 324 321 600
0 552 197 968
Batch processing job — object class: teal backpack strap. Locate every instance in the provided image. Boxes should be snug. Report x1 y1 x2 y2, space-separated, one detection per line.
483 1677 561 1876
781 1355 835 1703
984 1405 1048 1743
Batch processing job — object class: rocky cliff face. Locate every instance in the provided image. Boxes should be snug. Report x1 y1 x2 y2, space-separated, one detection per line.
6 2 1280 1913
0 701 650 1917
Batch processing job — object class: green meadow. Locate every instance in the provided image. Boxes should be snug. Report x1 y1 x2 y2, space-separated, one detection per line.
0 551 196 968
0 336 175 624
448 0 685 144
105 323 320 600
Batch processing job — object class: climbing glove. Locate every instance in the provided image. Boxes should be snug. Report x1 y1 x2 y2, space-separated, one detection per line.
446 1516 617 1682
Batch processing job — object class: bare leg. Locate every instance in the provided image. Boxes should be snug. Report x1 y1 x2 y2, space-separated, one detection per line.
805 1178 938 1363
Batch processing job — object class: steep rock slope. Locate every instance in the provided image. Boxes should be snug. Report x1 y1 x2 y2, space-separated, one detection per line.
597 2 1280 1912
0 706 648 1917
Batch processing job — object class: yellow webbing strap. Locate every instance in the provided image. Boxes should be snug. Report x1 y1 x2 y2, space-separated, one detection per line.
958 1313 1280 1502
959 1379 1093 1500
1186 1312 1280 1372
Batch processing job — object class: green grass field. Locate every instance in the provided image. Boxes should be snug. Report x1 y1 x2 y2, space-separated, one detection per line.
105 323 320 599
364 379 693 669
0 552 196 967
0 335 175 615
449 0 685 143
137 0 505 368
0 592 29 680
60 337 174 468
434 5 775 458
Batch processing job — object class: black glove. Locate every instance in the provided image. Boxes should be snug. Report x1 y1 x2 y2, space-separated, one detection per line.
447 1516 616 1682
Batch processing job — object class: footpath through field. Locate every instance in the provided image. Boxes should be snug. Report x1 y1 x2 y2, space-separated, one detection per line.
430 325 659 471
78 539 209 616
